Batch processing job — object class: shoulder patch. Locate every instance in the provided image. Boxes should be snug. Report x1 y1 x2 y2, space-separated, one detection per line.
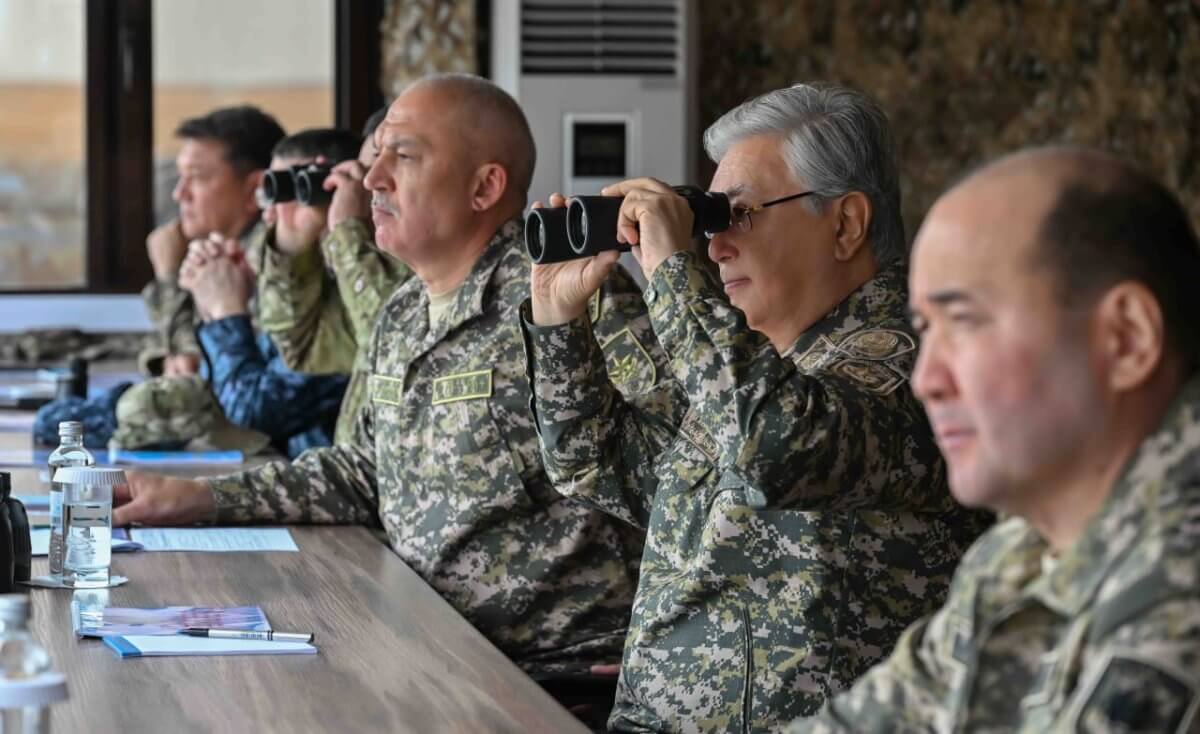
369 374 404 406
796 335 840 373
838 329 916 361
431 369 493 405
601 328 657 394
1074 654 1198 734
829 359 906 395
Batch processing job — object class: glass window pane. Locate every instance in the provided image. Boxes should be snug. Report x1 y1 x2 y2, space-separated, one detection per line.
153 0 334 226
0 0 86 290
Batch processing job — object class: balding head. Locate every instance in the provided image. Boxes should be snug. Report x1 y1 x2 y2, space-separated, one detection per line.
400 73 536 207
909 146 1200 534
940 146 1200 368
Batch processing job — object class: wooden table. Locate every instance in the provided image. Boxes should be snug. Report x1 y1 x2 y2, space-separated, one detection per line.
0 406 586 732
29 526 587 733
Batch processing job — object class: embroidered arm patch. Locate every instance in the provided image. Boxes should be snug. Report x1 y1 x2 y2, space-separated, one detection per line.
1075 656 1197 734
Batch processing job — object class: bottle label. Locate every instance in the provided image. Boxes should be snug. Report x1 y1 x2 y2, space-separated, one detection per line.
66 503 109 528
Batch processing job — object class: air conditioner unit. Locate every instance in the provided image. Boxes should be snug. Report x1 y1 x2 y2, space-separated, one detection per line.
492 0 698 225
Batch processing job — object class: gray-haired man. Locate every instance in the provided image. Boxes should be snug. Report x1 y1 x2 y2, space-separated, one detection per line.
522 82 989 731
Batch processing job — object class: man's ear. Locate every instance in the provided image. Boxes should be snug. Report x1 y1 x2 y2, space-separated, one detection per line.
1093 281 1166 393
470 163 508 212
244 169 266 216
832 191 873 262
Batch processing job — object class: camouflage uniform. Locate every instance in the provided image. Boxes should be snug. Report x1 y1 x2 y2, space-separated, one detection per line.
523 250 988 732
139 223 265 375
792 375 1200 734
206 219 654 674
256 218 412 443
110 374 270 454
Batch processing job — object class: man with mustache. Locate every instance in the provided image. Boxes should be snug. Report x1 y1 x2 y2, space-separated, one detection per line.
111 73 660 722
524 82 987 731
791 147 1200 732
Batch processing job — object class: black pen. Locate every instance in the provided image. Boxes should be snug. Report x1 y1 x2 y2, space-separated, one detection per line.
180 628 314 643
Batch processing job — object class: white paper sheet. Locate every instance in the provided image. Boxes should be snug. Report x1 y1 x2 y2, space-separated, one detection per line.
128 527 299 552
107 634 316 657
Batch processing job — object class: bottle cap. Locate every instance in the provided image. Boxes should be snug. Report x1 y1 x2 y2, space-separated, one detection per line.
0 473 9 499
0 673 69 708
51 467 126 486
57 421 83 438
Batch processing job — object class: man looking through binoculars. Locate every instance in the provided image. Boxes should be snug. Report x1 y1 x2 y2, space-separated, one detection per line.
522 82 989 731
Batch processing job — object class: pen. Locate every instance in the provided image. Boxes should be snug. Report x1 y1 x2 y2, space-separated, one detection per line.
179 628 314 643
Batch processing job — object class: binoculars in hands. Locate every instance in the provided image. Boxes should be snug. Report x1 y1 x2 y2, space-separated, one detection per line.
261 165 332 207
526 186 732 264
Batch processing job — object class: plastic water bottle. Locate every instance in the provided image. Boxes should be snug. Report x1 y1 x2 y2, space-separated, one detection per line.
0 595 67 733
46 423 94 579
54 468 123 589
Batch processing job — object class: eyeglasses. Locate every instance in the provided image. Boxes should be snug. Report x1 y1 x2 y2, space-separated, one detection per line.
724 191 817 236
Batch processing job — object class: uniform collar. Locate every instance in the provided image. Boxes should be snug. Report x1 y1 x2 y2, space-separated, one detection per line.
785 263 910 359
401 217 525 356
997 375 1200 618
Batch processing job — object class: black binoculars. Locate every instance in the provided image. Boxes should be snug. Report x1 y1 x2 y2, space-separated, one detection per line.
526 186 732 264
261 165 332 207
0 473 31 593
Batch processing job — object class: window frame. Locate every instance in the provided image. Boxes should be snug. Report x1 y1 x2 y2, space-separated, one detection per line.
5 0 381 295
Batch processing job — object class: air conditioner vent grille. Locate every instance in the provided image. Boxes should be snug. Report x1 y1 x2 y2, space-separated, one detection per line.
520 1 679 76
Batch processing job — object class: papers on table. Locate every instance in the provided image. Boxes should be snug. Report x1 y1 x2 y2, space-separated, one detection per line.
73 605 270 638
30 527 296 555
105 634 316 658
128 527 299 552
107 449 245 465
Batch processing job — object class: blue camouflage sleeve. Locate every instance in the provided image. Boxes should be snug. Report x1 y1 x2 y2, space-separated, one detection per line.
197 315 347 443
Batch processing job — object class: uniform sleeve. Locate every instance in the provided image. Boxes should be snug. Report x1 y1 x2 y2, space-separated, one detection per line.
521 267 686 529
1054 598 1200 733
255 226 358 375
790 563 980 734
197 315 347 442
205 317 382 526
644 251 945 512
141 277 200 357
321 218 412 349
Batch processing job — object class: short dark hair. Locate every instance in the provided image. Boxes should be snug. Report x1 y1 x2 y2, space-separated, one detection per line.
1037 176 1200 369
362 107 387 140
271 128 360 165
175 106 285 173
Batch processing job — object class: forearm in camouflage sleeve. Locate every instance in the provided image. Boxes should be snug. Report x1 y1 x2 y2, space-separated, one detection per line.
521 299 680 529
207 439 378 526
255 226 356 375
323 218 411 349
142 278 200 356
645 251 942 511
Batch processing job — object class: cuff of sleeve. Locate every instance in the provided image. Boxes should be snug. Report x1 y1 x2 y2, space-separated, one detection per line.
261 229 324 283
519 298 609 438
197 314 256 354
322 218 373 265
208 475 254 524
644 250 702 352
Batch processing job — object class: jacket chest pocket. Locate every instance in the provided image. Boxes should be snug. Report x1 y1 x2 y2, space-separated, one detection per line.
371 370 535 517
